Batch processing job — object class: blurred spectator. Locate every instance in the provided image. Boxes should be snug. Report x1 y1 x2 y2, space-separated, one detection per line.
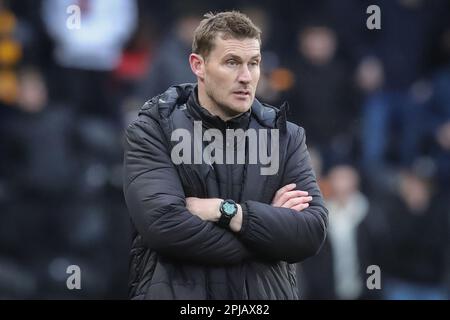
326 165 369 299
422 27 450 189
42 0 137 72
300 164 374 299
41 0 137 122
427 70 450 188
242 6 293 105
135 12 198 101
286 20 358 167
377 170 449 300
0 67 76 196
113 10 155 102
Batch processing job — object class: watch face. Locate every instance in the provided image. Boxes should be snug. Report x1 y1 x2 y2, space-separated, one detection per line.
223 202 236 215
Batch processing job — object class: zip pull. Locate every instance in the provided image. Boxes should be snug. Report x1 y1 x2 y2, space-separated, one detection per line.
277 101 289 134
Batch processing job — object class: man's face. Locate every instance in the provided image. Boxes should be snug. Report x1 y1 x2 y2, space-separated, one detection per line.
200 36 261 118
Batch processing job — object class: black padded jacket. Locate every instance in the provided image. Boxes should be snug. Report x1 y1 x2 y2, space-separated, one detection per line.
123 84 328 299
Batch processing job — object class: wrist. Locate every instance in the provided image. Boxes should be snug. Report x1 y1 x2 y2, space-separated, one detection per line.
213 199 222 222
229 204 242 233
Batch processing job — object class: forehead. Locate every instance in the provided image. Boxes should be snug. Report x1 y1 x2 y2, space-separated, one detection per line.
210 35 261 59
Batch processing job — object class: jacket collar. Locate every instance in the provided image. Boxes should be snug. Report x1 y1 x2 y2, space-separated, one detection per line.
186 86 251 132
139 83 283 131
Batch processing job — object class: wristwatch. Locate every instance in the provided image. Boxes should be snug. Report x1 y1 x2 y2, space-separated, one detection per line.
218 199 238 228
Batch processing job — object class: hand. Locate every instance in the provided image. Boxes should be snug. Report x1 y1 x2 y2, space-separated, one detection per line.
186 197 222 222
271 183 312 211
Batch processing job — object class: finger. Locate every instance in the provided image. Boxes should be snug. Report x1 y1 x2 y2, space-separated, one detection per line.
274 183 296 199
282 197 304 209
277 190 309 207
292 203 309 212
273 190 305 207
282 196 312 209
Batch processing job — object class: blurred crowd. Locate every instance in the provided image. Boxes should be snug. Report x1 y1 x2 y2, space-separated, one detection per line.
0 0 449 299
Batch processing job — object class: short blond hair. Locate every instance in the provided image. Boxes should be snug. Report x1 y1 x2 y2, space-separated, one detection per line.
192 11 262 58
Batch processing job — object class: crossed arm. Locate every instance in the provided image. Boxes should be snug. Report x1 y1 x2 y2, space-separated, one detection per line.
186 183 313 233
124 119 328 265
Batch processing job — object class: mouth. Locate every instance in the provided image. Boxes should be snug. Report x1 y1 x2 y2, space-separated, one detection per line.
232 90 251 98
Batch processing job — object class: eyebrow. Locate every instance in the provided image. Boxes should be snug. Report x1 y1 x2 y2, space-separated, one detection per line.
223 54 262 61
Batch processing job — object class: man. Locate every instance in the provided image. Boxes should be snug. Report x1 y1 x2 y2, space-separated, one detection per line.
123 11 328 300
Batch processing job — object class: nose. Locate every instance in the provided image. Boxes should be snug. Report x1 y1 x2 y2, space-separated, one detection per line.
237 65 251 84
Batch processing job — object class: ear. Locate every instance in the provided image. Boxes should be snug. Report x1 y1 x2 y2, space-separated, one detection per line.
189 53 205 80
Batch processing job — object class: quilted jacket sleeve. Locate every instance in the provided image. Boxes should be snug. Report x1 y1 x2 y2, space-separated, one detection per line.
238 126 328 264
